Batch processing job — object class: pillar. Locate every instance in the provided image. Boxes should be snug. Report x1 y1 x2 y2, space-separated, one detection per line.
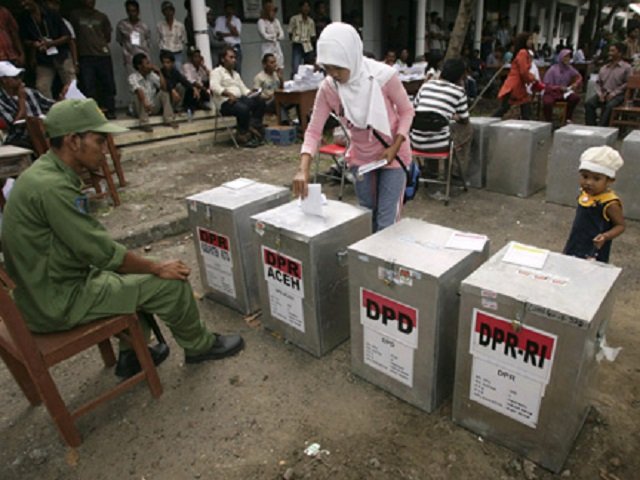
330 0 341 22
190 0 212 68
474 0 484 51
572 6 580 48
416 0 427 59
537 7 546 45
517 0 526 33
548 0 557 47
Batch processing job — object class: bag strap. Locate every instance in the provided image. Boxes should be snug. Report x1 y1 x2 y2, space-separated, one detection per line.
370 129 411 181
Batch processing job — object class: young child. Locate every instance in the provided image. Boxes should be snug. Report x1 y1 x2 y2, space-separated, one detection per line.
563 146 625 263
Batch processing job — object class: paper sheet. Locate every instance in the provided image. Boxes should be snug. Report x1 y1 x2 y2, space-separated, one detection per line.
445 232 488 252
223 178 255 190
65 79 86 100
300 183 325 217
502 242 549 269
357 159 388 179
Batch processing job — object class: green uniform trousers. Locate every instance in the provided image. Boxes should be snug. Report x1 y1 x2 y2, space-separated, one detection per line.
78 272 215 356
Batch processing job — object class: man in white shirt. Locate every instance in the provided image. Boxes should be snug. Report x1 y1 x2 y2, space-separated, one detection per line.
214 2 242 74
210 46 265 148
157 1 187 70
128 53 176 132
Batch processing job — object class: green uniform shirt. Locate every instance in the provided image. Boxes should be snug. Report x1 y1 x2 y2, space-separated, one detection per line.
2 150 127 332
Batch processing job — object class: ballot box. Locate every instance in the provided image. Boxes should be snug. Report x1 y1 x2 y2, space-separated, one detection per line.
486 120 552 197
467 117 501 188
452 242 621 472
617 130 640 221
251 200 371 357
546 125 617 206
186 178 289 315
348 219 489 411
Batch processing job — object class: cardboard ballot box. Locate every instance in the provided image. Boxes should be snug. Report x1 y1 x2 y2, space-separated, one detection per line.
486 120 552 197
251 200 371 357
452 242 621 472
467 117 501 188
348 219 489 411
546 125 617 207
186 179 289 315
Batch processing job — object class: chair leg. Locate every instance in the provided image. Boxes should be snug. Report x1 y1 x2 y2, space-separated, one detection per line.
338 156 346 201
228 127 240 149
36 369 83 446
107 135 126 187
127 319 162 398
99 157 121 207
0 348 42 406
98 339 116 367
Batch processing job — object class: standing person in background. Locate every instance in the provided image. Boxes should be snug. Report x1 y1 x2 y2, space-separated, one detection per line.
0 7 25 66
496 16 512 49
427 12 444 57
70 0 116 119
257 2 284 70
18 0 75 100
214 2 243 74
288 1 315 77
313 1 331 40
292 23 414 232
207 7 226 66
44 0 78 76
157 1 187 71
116 0 151 74
492 32 541 120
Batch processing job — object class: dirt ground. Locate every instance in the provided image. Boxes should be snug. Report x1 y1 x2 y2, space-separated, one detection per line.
1 136 639 480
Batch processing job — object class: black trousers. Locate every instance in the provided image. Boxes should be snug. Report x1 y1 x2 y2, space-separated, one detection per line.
78 55 116 115
220 96 265 133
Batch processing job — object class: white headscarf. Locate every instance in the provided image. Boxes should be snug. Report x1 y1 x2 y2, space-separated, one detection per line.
316 23 395 137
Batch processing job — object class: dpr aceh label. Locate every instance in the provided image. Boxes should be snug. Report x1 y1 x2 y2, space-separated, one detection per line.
262 246 305 332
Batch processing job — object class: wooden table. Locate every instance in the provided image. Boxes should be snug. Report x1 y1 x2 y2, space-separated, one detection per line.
274 88 317 133
0 145 32 209
402 79 424 96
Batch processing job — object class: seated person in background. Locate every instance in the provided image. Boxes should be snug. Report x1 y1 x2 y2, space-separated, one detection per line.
253 53 289 123
210 46 265 148
383 49 397 66
181 48 211 111
424 51 443 81
485 45 505 68
0 61 55 149
160 50 193 113
585 43 631 127
542 49 582 123
411 59 469 176
572 44 586 63
1 98 244 379
129 53 177 132
396 48 411 70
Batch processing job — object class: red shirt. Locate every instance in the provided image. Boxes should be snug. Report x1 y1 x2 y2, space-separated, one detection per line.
0 7 21 63
498 49 535 105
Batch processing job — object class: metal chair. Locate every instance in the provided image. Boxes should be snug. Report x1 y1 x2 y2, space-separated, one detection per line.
213 103 240 149
0 266 162 447
313 112 351 200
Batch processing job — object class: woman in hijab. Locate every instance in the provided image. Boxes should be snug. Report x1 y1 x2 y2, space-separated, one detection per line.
542 49 582 123
292 22 414 232
492 32 541 119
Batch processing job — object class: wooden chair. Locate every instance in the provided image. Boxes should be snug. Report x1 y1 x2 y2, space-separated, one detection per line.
609 74 640 131
25 116 124 206
0 267 162 447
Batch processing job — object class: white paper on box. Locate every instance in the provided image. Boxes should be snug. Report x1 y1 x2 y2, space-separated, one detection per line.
262 246 305 332
223 178 255 190
363 326 414 387
470 356 544 428
360 287 418 348
197 227 236 298
469 309 557 385
300 183 324 217
446 231 488 252
570 128 594 136
502 242 549 269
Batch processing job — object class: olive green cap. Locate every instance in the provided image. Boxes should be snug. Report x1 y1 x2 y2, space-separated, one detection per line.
44 99 128 138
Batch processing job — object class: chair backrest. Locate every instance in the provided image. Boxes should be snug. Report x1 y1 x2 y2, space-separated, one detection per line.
25 116 50 157
411 110 450 132
0 267 42 362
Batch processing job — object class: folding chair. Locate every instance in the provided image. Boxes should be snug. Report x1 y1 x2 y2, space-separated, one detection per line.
313 112 351 200
0 267 162 447
411 112 468 206
213 103 240 149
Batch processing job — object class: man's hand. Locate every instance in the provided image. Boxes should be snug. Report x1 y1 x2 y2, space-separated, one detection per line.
144 101 153 113
599 92 606 102
152 260 191 280
171 89 181 104
225 91 237 103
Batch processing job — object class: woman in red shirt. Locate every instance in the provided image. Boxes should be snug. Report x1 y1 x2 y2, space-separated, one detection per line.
493 32 537 119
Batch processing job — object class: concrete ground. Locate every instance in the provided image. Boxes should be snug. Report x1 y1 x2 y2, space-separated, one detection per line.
1 127 639 480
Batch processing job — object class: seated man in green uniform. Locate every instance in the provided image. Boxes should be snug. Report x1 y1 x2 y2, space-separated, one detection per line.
1 98 244 378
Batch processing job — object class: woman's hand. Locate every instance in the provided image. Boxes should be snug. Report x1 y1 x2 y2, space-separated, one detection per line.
292 153 313 198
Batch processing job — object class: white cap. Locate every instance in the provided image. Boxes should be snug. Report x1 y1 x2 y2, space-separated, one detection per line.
579 145 624 179
0 61 24 78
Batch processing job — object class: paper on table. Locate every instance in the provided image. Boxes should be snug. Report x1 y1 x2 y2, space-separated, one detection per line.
445 231 488 252
300 183 325 217
223 178 255 190
502 242 549 269
65 79 86 100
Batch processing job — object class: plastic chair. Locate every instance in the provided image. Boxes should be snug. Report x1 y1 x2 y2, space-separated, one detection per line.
313 112 351 200
0 266 163 447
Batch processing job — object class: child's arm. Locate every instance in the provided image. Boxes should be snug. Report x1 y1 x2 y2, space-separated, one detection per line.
593 201 625 249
